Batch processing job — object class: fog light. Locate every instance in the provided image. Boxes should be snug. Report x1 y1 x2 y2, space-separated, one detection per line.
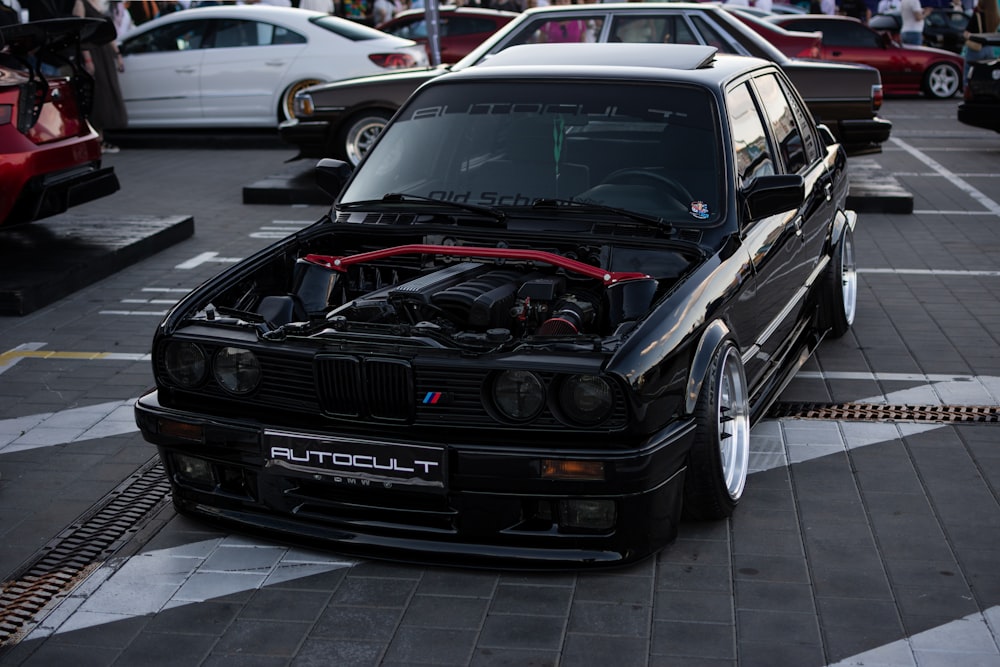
558 499 616 532
175 454 214 485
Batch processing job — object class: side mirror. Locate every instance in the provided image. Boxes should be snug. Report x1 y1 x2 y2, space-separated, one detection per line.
315 158 353 199
743 174 805 220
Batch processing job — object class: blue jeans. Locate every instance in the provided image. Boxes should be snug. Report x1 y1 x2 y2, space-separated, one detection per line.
901 31 923 45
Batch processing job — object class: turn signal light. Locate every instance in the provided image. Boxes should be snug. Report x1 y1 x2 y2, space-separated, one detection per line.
158 418 204 443
541 459 605 481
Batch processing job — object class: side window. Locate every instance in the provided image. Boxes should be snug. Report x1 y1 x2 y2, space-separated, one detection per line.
447 17 499 36
391 18 427 39
121 20 208 54
688 16 738 54
209 20 305 47
610 16 670 43
753 74 807 174
272 25 306 45
727 83 774 186
505 15 606 45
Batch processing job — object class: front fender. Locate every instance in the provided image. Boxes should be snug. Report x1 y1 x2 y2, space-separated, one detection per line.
684 320 732 415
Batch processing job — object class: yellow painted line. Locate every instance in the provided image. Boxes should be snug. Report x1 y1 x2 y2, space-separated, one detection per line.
0 350 112 363
0 348 151 374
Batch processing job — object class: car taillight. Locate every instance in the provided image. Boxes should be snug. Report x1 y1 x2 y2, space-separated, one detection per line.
871 84 883 112
0 104 11 125
368 52 418 69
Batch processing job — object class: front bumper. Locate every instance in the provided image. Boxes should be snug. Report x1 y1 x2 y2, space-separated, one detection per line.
135 389 694 568
957 102 1000 133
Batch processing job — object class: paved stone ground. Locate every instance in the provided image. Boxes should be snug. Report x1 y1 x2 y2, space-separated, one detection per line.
1 99 999 666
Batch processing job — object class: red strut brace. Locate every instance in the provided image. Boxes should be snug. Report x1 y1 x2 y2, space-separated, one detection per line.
302 245 650 286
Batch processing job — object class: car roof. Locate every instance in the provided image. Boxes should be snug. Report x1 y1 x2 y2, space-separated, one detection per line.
389 6 520 19
442 42 771 87
478 42 720 71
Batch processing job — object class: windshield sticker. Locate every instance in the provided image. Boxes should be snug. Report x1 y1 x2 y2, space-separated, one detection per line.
690 201 710 220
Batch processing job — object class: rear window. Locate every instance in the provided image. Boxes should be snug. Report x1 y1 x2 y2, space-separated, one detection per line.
312 15 395 40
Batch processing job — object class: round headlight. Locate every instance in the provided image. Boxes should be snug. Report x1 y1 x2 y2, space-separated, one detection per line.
558 375 614 426
163 341 207 388
491 370 545 422
213 347 261 395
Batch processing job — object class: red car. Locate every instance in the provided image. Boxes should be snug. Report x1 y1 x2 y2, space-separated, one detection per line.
0 18 119 227
376 6 518 64
725 7 822 59
770 14 964 98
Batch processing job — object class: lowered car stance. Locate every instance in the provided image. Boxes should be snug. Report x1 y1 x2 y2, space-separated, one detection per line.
136 43 858 568
280 2 890 165
770 14 965 98
1 18 120 226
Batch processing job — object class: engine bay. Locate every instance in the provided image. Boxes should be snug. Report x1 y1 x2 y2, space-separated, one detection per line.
193 236 697 351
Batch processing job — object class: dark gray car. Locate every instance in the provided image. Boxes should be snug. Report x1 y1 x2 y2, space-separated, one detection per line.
279 2 891 164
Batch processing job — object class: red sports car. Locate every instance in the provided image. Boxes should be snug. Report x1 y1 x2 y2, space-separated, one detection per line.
0 17 120 227
770 14 964 98
725 7 822 59
376 6 518 64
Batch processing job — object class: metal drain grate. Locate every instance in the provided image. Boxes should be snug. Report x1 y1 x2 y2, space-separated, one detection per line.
0 457 171 648
769 402 1000 422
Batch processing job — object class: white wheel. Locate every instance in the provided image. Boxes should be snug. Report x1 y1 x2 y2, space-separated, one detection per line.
822 226 857 338
923 62 960 99
683 341 750 521
340 111 392 166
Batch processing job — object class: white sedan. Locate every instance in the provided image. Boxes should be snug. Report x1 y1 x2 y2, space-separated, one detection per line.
118 5 428 128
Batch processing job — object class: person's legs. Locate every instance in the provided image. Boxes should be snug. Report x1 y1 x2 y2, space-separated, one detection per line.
901 30 923 45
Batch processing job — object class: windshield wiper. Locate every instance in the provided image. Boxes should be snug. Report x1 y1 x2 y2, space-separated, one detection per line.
529 198 673 231
338 193 506 225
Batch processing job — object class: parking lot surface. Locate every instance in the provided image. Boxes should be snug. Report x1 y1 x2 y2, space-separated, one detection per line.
1 99 998 667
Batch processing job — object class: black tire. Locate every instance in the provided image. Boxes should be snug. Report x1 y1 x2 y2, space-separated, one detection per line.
338 110 392 166
821 225 857 339
923 62 961 99
682 340 751 521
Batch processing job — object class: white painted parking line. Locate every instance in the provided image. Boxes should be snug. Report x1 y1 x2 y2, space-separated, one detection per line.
891 137 1000 216
860 268 1000 276
97 310 169 317
141 287 192 293
250 219 313 239
174 252 242 270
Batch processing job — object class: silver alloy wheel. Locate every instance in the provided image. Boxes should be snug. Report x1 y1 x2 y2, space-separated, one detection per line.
841 228 857 327
925 62 960 98
716 345 750 501
344 113 390 166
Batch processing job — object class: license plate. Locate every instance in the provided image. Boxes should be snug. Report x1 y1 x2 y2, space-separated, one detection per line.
264 429 446 493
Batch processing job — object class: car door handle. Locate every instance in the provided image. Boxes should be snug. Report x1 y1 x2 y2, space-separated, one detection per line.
265 60 287 67
831 50 842 57
175 67 196 74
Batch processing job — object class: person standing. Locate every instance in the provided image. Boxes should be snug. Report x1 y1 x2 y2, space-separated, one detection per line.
299 0 335 11
962 0 1000 83
74 0 128 153
899 0 928 43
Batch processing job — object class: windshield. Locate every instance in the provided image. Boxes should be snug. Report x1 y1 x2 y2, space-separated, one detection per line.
339 80 724 224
